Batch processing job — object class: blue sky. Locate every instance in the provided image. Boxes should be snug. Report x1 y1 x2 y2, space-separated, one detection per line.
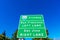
0 0 60 39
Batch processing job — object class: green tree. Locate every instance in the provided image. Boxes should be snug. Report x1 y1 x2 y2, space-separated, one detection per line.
11 30 18 40
0 31 10 40
2 31 6 40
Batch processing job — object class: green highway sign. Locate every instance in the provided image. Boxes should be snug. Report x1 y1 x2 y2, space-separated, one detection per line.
17 15 47 38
